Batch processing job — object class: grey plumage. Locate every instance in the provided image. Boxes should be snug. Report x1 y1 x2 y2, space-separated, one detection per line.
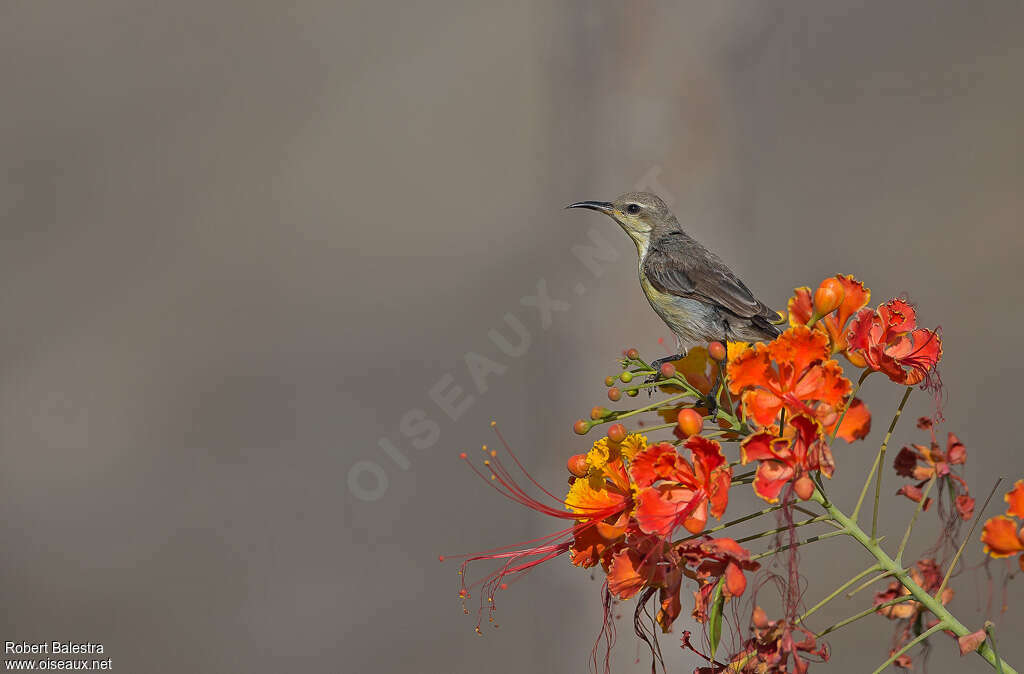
567 192 780 351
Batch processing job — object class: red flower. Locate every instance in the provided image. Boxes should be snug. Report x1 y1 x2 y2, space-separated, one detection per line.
981 480 1024 572
712 607 828 674
728 326 853 427
740 415 835 503
846 298 942 386
874 558 952 620
788 274 871 355
631 437 732 537
675 537 760 625
892 423 973 519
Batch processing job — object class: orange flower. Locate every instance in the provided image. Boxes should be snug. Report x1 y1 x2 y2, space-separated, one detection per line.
846 298 942 386
816 397 872 443
740 414 834 503
728 326 852 427
981 480 1024 571
631 437 732 537
788 274 871 354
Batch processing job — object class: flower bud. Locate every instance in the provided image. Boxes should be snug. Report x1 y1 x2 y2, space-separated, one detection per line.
604 376 616 387
626 348 639 360
619 371 633 383
626 388 638 397
607 387 622 402
567 453 588 477
659 362 676 378
573 419 590 435
752 606 769 630
708 341 727 361
677 408 703 437
794 474 815 501
590 406 610 420
607 423 627 443
813 277 845 317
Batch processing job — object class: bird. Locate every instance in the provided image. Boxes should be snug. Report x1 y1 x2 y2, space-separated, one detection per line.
567 191 781 393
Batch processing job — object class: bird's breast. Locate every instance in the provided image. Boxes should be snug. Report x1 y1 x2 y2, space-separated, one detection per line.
638 267 721 347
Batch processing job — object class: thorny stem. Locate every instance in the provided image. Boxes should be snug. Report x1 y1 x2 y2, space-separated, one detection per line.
811 487 1018 673
935 478 1003 599
794 564 879 626
870 621 946 674
871 386 914 540
895 475 937 565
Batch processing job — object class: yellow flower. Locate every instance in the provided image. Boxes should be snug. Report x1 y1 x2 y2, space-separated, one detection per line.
619 433 647 461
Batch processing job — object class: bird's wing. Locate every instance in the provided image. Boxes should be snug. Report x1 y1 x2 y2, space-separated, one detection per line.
642 246 771 319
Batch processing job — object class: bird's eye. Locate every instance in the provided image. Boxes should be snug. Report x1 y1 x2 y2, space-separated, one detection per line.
626 203 641 214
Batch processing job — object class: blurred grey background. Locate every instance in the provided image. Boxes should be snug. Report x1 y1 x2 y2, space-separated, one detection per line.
2 1 1022 672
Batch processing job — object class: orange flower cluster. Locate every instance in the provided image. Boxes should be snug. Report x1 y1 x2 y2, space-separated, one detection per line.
981 480 1024 571
446 273 959 672
566 432 755 631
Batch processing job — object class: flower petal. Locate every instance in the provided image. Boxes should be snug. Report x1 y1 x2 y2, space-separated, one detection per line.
742 389 785 427
1004 479 1024 519
608 547 646 599
981 515 1024 558
753 461 795 503
828 398 872 443
787 287 814 327
727 344 773 394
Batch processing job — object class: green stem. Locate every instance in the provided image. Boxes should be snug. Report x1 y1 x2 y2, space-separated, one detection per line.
935 479 1003 599
676 504 786 543
828 369 871 445
985 622 1005 674
871 386 913 539
749 529 846 562
607 392 691 423
895 475 936 565
816 596 914 637
845 568 906 599
813 488 1018 673
734 515 832 545
795 564 879 626
870 621 946 674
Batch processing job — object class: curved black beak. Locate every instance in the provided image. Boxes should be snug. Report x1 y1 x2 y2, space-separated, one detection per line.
566 200 614 214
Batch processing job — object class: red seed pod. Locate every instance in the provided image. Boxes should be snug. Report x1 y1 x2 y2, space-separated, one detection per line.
567 453 588 477
607 387 622 402
590 406 609 420
659 362 676 378
813 277 845 317
573 419 590 435
708 341 727 361
676 408 703 437
607 423 627 443
625 348 639 360
794 474 815 501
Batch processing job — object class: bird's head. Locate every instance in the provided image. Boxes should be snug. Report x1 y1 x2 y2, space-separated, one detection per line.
567 192 676 250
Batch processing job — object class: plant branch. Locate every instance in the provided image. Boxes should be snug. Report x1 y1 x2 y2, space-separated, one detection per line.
871 386 913 540
935 478 1003 599
870 621 946 674
895 475 937 565
795 564 879 626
